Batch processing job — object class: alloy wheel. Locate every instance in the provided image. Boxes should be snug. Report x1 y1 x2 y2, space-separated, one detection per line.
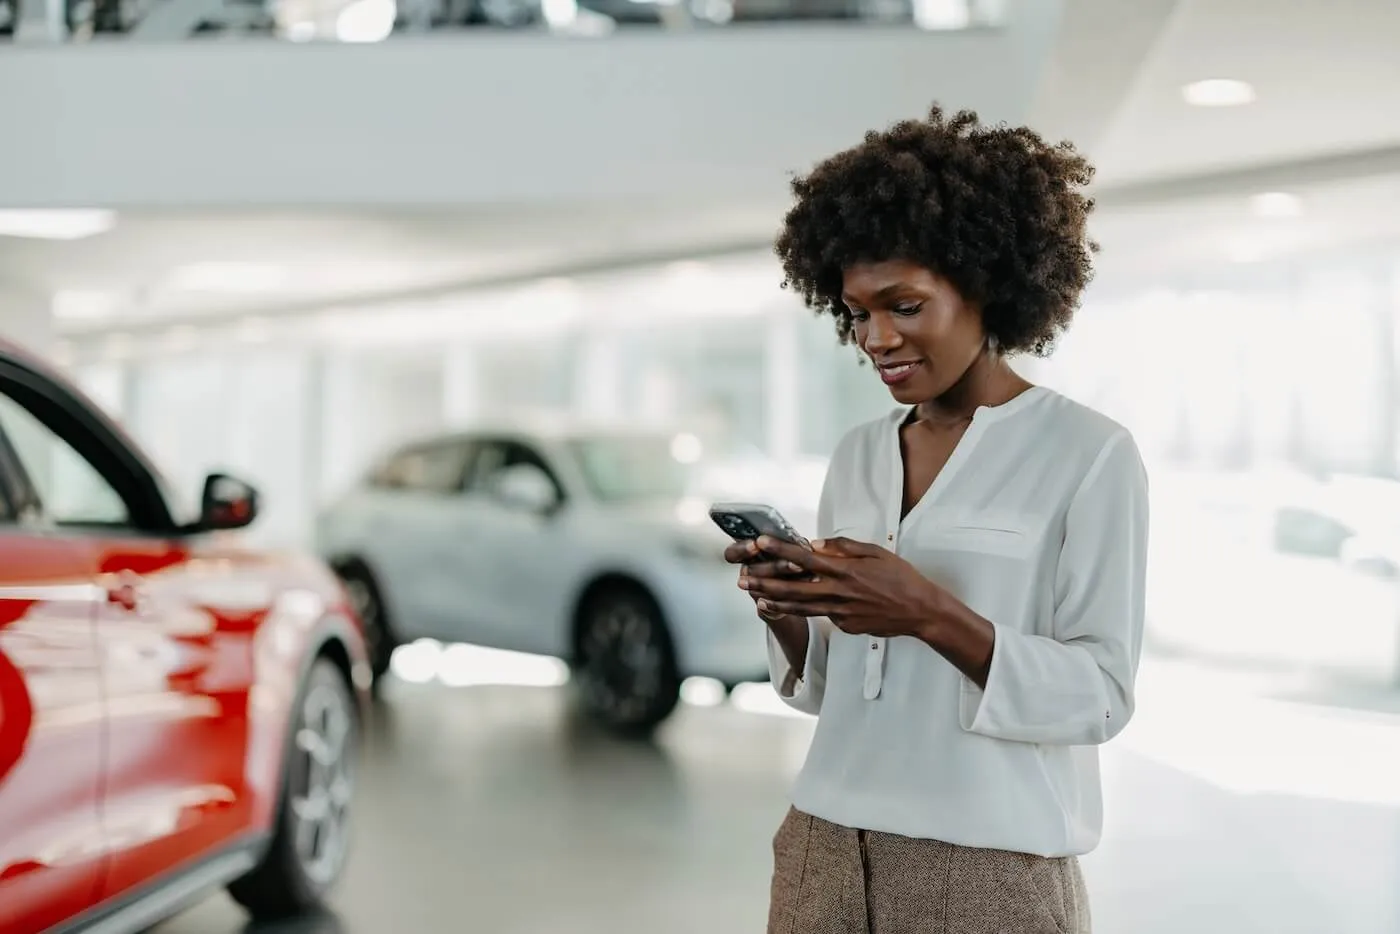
579 598 665 723
289 681 355 886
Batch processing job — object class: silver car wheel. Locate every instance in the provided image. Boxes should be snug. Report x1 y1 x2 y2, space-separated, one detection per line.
290 681 355 886
576 589 681 732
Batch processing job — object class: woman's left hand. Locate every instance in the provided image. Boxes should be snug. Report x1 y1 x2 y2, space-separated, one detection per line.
739 536 948 640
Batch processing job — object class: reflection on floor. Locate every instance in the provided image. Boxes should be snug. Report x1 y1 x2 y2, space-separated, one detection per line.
153 650 1400 934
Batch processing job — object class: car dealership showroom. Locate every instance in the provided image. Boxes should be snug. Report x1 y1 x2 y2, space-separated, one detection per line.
4 1 1400 932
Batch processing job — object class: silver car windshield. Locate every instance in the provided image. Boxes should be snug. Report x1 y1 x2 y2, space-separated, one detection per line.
566 434 701 503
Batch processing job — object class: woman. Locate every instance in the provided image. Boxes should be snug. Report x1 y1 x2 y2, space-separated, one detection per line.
726 104 1148 934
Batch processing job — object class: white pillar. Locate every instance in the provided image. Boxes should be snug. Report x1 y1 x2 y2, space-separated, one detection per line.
0 287 53 354
573 331 626 420
442 342 482 427
318 351 373 502
764 307 800 465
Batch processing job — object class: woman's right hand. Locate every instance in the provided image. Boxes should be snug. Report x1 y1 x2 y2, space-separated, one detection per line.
724 539 808 622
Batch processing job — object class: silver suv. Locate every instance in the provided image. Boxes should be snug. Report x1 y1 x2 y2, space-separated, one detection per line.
315 418 786 733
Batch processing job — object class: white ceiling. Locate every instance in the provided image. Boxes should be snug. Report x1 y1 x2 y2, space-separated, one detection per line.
1088 0 1400 186
8 0 1400 338
0 198 786 332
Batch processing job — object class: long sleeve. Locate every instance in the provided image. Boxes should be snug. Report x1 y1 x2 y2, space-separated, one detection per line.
766 432 852 715
959 430 1149 745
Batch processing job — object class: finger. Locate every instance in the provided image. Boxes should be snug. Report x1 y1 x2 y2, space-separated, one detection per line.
745 559 810 579
723 539 761 564
741 574 840 603
812 536 883 558
755 536 843 576
754 599 789 621
763 599 836 619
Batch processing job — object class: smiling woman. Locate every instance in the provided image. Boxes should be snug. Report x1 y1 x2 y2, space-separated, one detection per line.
729 103 1147 934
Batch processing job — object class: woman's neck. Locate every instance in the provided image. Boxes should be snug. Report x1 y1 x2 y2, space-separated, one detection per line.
915 352 1029 425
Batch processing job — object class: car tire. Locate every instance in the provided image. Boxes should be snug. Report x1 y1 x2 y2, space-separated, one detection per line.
228 658 359 921
573 583 681 736
336 563 396 686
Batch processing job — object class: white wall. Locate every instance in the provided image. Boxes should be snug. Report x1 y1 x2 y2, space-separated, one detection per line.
0 8 1062 207
0 289 52 353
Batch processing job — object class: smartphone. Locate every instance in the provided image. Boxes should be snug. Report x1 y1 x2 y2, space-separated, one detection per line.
708 502 812 550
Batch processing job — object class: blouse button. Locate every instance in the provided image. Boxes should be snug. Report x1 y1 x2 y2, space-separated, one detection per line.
886 533 893 542
871 642 878 650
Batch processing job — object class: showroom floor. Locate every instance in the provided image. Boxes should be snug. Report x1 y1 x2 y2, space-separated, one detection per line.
154 654 1400 934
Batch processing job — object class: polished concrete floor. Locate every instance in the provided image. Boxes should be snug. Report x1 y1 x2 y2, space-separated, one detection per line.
154 650 1400 934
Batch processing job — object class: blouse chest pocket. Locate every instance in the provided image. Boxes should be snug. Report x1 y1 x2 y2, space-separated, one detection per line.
909 512 1039 560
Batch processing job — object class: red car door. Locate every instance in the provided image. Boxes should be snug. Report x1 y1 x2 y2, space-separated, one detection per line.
89 534 258 901
0 372 255 918
0 439 108 933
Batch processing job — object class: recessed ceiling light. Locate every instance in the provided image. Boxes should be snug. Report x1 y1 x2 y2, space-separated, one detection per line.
0 209 116 241
1250 192 1303 219
1181 78 1256 107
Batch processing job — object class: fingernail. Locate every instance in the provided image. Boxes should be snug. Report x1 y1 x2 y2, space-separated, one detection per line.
756 535 772 549
756 599 770 612
812 539 825 549
738 578 750 590
785 561 803 574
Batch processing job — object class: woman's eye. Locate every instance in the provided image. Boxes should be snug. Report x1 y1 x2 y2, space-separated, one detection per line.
893 304 922 317
849 309 869 322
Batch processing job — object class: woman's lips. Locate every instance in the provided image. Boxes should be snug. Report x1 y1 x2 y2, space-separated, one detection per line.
878 360 922 385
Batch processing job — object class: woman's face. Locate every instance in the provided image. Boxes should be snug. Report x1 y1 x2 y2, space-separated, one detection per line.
842 260 987 405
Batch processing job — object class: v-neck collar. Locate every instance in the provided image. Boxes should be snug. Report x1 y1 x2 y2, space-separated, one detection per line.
889 386 1050 529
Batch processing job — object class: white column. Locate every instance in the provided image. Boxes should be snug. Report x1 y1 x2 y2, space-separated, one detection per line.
0 286 53 354
764 306 800 465
573 330 626 420
442 342 482 427
318 350 373 502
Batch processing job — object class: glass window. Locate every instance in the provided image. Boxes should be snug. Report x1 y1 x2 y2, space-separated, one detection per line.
369 441 471 494
468 441 563 498
566 433 697 504
1272 507 1354 560
0 394 129 527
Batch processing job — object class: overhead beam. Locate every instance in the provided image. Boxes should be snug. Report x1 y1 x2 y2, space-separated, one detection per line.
1096 143 1400 210
54 238 775 341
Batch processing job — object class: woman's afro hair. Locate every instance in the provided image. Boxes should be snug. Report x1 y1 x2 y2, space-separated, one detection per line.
774 103 1098 356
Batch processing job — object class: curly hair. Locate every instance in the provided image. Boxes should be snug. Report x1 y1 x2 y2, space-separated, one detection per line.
774 103 1098 356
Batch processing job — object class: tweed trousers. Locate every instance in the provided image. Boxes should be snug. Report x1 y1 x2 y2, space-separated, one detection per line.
767 807 1091 934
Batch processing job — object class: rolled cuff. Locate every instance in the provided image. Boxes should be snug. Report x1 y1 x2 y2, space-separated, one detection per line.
958 621 1123 746
766 618 829 716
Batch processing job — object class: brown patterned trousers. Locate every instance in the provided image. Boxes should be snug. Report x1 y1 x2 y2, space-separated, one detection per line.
768 807 1091 934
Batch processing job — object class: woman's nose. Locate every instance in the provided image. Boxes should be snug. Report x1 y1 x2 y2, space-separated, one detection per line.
863 313 902 353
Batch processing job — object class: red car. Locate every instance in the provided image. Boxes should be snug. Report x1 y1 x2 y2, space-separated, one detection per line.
0 340 370 934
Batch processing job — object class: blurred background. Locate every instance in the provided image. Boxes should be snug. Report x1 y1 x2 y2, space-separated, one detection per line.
4 0 1400 931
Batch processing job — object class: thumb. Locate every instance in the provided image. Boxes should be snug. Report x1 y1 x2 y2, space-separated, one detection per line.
812 536 881 557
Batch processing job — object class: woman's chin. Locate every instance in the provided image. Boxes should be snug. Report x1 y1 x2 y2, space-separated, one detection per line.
885 380 929 404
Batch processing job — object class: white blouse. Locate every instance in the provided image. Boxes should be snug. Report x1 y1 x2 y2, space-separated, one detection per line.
768 386 1149 858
